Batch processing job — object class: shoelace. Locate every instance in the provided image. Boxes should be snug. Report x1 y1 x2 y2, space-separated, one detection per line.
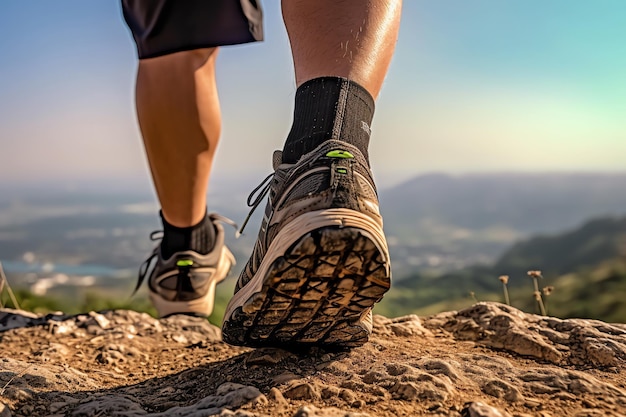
133 214 238 296
238 172 274 236
134 231 163 296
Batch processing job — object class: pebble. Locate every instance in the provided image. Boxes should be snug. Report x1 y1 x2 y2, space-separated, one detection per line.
267 387 288 408
463 401 512 417
283 382 322 401
292 405 371 417
523 399 542 409
0 402 11 417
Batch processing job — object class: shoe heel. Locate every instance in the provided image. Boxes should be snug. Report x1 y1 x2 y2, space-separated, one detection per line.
151 246 234 318
222 226 390 347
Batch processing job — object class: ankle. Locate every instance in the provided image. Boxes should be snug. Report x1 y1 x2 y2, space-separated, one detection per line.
282 77 374 164
159 211 216 259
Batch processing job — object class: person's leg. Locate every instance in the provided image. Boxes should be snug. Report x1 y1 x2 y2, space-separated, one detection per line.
283 0 401 97
136 48 220 230
135 49 237 318
222 0 401 347
124 0 263 317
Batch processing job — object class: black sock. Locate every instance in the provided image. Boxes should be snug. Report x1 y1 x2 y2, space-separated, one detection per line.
282 77 374 164
159 211 216 259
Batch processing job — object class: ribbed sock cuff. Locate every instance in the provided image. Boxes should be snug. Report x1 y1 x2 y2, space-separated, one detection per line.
160 211 216 259
282 77 374 164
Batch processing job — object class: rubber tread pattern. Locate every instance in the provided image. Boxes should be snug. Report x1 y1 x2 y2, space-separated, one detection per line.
222 226 390 348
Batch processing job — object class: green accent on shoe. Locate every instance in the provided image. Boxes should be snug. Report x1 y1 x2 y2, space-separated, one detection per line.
336 168 348 174
326 150 354 159
176 259 194 267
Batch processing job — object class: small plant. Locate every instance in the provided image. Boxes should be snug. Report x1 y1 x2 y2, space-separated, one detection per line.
469 291 479 303
542 285 555 315
499 275 510 305
0 261 21 310
528 270 546 315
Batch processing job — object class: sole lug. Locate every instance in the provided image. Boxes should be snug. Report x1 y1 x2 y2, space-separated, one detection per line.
222 226 390 348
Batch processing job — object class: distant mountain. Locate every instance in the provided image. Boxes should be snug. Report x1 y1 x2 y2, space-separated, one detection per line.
380 172 626 236
493 216 626 279
3 172 626 285
378 216 626 322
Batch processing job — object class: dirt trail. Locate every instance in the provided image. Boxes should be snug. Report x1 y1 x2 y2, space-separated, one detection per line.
1 302 625 416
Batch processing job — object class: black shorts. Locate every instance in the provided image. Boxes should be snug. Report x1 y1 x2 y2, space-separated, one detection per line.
122 0 263 59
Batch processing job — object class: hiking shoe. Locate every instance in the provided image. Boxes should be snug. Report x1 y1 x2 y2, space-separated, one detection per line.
222 140 391 348
136 214 236 318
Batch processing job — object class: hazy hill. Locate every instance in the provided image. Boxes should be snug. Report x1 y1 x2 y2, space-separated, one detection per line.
379 172 626 276
2 172 626 300
494 216 626 278
378 216 626 322
381 172 626 235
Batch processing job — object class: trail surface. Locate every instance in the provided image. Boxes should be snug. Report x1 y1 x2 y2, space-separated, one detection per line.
1 302 625 416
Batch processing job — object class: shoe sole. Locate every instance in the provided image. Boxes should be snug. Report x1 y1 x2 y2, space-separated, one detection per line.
150 247 235 318
222 211 390 348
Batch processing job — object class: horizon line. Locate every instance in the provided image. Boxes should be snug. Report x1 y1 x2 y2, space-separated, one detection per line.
2 169 626 192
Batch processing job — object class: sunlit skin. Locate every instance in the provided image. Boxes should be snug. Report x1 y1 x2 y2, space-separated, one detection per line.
136 48 220 227
283 0 402 98
135 0 402 227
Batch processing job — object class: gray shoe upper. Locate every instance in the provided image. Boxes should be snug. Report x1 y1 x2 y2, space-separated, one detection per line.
236 140 382 293
137 214 231 302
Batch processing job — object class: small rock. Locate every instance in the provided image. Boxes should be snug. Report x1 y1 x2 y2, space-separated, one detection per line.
172 334 188 344
50 322 76 335
272 372 300 385
88 311 110 329
419 359 462 382
18 405 33 416
43 343 70 357
523 399 542 409
321 386 341 399
462 401 512 417
352 400 365 408
157 383 266 416
160 314 221 341
267 387 288 408
292 405 371 417
0 402 12 417
373 314 432 337
482 379 523 402
283 382 322 401
361 369 388 385
389 381 448 402
339 388 358 405
215 382 267 408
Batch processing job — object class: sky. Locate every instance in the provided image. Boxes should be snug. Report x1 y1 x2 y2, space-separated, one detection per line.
0 1 625 189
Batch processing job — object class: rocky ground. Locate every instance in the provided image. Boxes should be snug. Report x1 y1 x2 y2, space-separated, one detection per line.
0 302 625 417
